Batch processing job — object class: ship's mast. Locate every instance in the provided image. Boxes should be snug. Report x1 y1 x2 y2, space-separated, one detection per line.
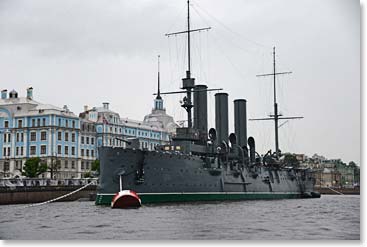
187 0 191 75
165 0 211 128
250 47 303 159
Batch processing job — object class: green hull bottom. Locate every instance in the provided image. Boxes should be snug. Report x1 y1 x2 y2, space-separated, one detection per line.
95 192 304 206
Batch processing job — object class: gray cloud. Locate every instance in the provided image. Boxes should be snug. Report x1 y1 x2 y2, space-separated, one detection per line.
0 0 360 164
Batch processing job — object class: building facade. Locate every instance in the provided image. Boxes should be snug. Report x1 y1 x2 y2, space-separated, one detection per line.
79 77 177 154
0 88 82 179
79 100 175 153
1 85 177 179
300 154 359 188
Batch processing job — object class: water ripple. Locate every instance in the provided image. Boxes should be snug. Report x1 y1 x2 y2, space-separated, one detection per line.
0 195 360 240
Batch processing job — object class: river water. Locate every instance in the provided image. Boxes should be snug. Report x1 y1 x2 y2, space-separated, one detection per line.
0 195 359 240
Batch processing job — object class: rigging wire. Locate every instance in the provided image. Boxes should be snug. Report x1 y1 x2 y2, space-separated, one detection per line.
192 1 272 50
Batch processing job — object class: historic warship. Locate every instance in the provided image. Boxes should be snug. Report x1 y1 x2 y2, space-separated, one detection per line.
95 1 320 205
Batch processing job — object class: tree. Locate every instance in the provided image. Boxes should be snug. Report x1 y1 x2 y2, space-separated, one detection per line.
22 157 48 178
83 171 92 178
282 153 300 167
348 161 357 168
91 160 100 174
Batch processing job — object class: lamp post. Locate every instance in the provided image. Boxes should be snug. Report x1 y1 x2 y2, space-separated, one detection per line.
49 152 59 179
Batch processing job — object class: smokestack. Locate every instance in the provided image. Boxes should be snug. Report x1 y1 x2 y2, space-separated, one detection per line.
26 87 33 100
215 92 229 143
1 89 7 99
234 99 247 148
194 85 208 143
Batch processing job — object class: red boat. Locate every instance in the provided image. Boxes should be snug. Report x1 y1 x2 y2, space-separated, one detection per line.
111 190 141 209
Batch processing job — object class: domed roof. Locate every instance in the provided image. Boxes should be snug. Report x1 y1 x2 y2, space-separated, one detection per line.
143 109 178 133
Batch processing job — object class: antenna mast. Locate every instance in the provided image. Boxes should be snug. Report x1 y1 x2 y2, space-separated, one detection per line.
157 55 161 98
187 0 191 75
165 0 211 128
250 47 303 159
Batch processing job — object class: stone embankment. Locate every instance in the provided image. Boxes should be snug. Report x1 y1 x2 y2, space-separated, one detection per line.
0 178 97 205
315 187 360 195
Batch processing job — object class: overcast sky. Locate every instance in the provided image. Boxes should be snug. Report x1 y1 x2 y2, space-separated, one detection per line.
0 0 360 164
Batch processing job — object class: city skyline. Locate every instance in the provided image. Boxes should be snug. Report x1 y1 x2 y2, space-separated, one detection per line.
0 0 360 164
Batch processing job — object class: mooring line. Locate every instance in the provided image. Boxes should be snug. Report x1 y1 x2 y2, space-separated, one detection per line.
327 187 344 195
23 180 96 208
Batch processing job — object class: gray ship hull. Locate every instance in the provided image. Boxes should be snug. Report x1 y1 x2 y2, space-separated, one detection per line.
96 147 319 205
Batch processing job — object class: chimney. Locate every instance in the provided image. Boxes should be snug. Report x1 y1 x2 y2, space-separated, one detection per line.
215 92 229 143
234 99 247 148
193 85 208 143
9 90 18 99
103 102 109 110
1 89 7 99
84 105 88 112
26 87 33 100
63 105 69 112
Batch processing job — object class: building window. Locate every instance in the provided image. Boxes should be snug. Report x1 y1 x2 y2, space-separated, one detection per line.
86 149 89 157
16 147 19 156
21 147 24 155
21 133 24 142
4 162 9 172
37 119 40 126
72 146 75 155
18 119 23 128
58 131 62 141
91 150 94 157
42 118 46 126
72 120 75 128
32 119 35 127
66 120 69 128
91 137 94 145
65 146 69 155
56 160 61 169
81 162 84 170
65 132 69 141
81 149 84 156
4 120 9 128
71 133 75 142
58 145 62 155
41 145 47 155
86 137 89 144
4 133 11 143
30 146 36 155
64 160 68 169
15 160 22 170
16 133 19 142
81 136 84 144
86 162 89 170
58 119 61 126
30 132 36 141
41 131 47 141
71 161 75 169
